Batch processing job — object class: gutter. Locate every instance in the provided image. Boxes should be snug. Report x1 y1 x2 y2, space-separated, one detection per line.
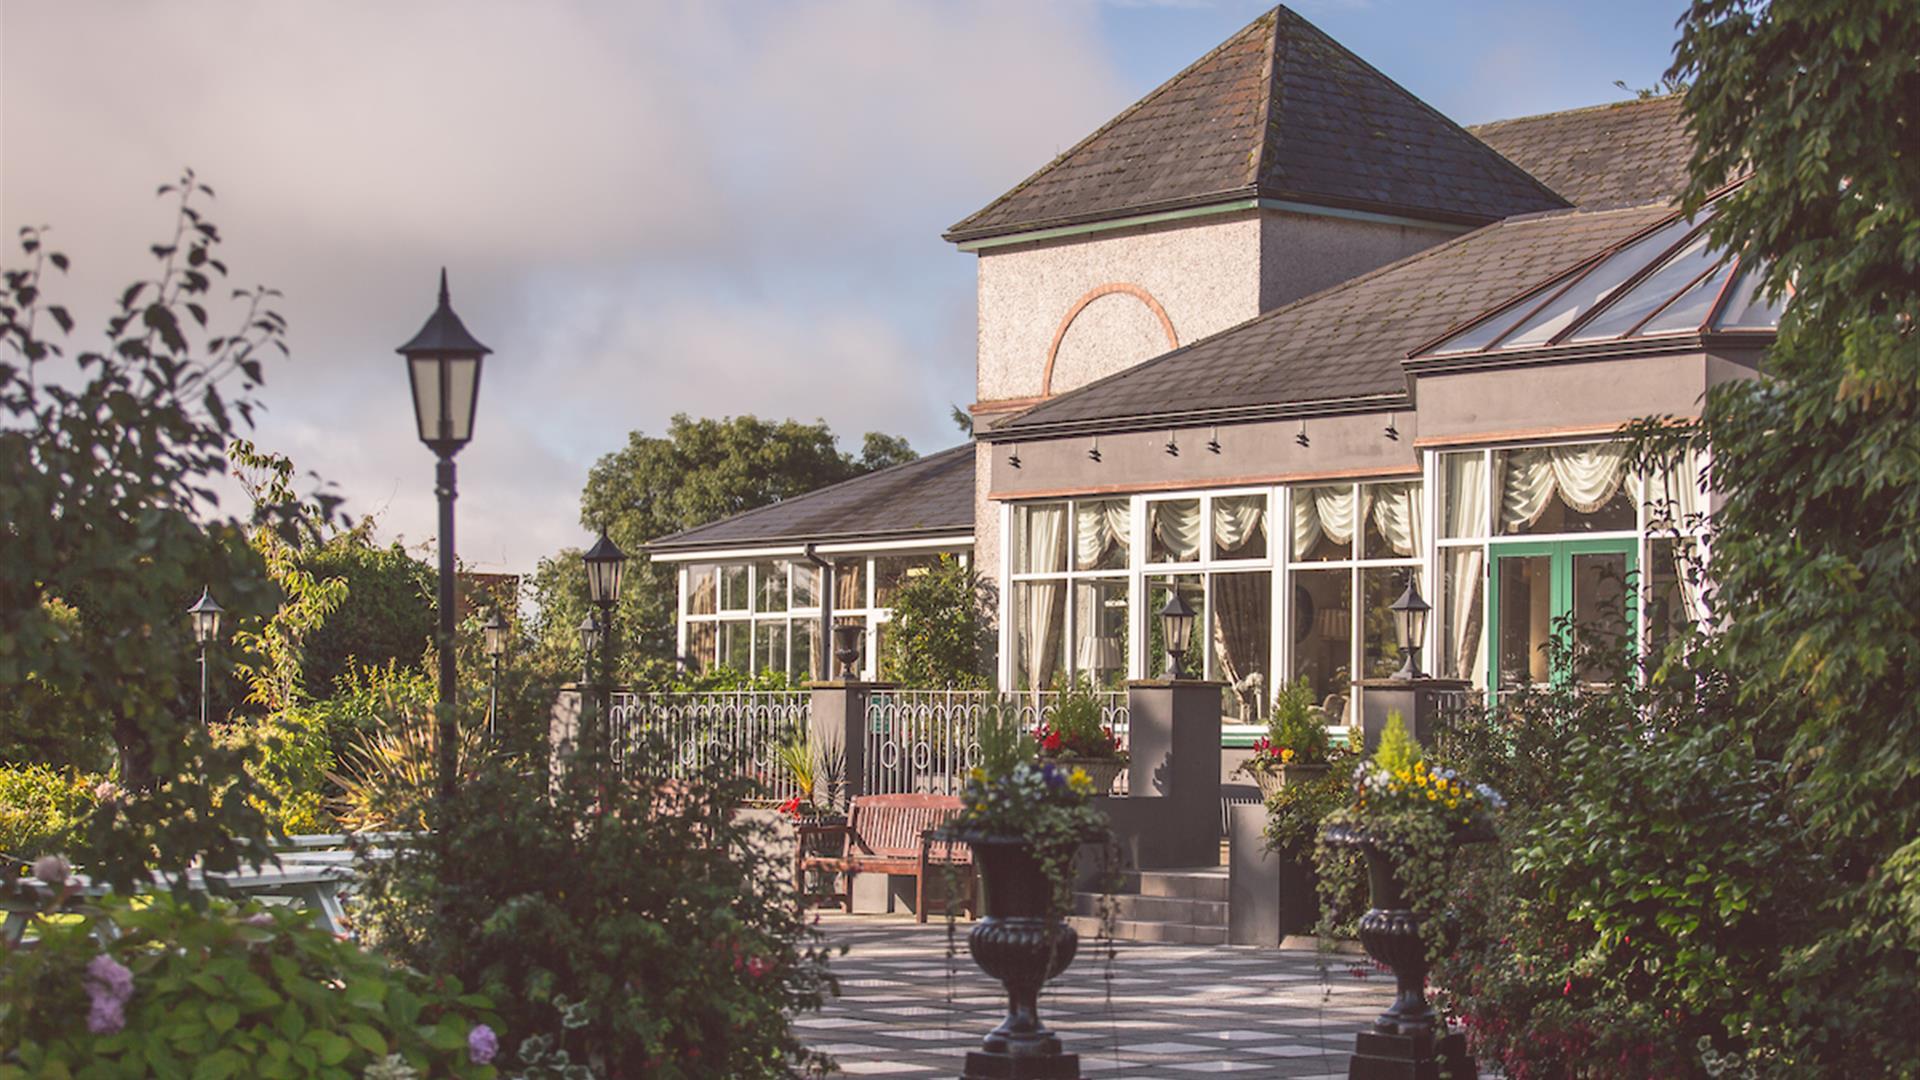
976 392 1409 443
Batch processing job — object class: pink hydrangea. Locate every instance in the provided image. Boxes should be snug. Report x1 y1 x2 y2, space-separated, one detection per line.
84 954 134 1035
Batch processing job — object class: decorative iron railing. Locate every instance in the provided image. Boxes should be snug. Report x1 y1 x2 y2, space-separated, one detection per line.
861 689 1131 797
606 690 811 803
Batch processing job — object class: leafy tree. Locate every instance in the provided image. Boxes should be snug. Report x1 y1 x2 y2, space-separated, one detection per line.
1662 0 1920 1067
0 173 319 892
298 530 434 697
569 414 916 671
877 554 992 688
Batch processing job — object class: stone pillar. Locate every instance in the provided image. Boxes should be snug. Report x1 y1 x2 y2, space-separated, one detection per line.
1097 680 1223 871
548 684 583 787
807 680 889 809
1352 678 1473 755
1227 803 1319 946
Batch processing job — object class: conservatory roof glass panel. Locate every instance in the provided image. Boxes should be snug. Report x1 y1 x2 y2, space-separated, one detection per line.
1566 229 1727 341
1492 214 1697 348
1712 262 1788 330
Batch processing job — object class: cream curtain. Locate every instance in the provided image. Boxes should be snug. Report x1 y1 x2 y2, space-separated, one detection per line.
1368 482 1423 558
1499 444 1628 531
1212 496 1266 556
1647 453 1710 624
1018 506 1067 689
1075 500 1130 570
1150 500 1202 562
1443 455 1488 682
1292 485 1358 555
1210 572 1271 719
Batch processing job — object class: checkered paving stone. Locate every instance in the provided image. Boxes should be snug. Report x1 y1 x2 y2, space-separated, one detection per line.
802 914 1402 1078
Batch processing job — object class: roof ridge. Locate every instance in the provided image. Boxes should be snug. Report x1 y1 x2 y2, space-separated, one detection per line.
945 8 1279 238
994 204 1660 429
1468 93 1682 133
1246 6 1284 190
647 443 972 548
1262 7 1565 210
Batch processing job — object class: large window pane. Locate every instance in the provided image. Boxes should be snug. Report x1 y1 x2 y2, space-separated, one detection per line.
1147 500 1201 564
719 620 751 672
1146 575 1206 679
1013 503 1069 574
754 561 788 613
1439 547 1486 685
756 620 788 675
687 623 717 674
1646 537 1704 660
1362 567 1421 679
1440 454 1488 540
1570 551 1632 685
1011 582 1067 691
1362 482 1422 559
791 617 818 680
1497 445 1636 535
1071 578 1128 688
1292 485 1355 561
875 552 945 608
1496 554 1552 691
719 565 750 611
687 564 719 615
1289 568 1351 722
1212 495 1268 561
1211 571 1271 721
791 563 820 608
833 559 865 610
1074 499 1129 571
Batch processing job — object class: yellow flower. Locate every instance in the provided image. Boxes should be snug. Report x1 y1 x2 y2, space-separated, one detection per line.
969 768 986 781
1281 747 1296 763
1068 768 1092 793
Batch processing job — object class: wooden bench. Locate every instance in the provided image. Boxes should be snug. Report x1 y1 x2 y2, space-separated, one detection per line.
796 793 975 923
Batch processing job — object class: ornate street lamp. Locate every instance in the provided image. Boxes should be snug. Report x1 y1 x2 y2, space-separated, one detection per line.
482 610 508 738
832 622 865 680
398 269 491 805
1159 588 1197 679
1390 572 1432 680
187 587 224 726
581 532 627 751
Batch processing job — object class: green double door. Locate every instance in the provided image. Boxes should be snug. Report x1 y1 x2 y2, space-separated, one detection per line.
1488 538 1637 695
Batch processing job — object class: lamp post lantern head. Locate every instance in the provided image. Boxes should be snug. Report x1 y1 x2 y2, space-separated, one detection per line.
398 268 491 456
832 622 865 680
482 610 510 659
1158 587 1197 679
1390 572 1432 680
188 586 224 646
583 531 628 607
576 614 603 656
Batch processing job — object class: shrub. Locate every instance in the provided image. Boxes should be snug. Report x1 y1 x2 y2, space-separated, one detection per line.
351 737 837 1077
0 765 100 871
878 554 993 688
1033 675 1125 760
0 891 498 1078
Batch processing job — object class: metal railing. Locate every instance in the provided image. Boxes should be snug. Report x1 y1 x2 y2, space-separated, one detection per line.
862 689 1130 797
607 690 811 803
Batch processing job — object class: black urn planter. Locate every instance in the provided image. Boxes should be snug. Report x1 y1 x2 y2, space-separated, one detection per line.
955 832 1082 1079
1323 823 1482 1080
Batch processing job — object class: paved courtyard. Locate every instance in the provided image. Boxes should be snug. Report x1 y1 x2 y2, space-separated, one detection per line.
802 913 1395 1077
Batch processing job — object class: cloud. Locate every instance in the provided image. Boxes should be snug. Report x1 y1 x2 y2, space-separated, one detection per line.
1 1 1128 572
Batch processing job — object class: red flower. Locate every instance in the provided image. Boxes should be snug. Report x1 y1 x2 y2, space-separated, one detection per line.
778 796 803 819
1042 731 1062 753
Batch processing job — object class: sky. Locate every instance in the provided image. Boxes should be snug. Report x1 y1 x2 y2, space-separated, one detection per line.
0 0 1685 575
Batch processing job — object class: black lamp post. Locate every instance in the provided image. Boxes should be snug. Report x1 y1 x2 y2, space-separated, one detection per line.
187 587 224 726
1159 588 1197 679
398 269 491 806
1390 573 1432 680
582 532 628 751
482 610 508 738
832 622 865 680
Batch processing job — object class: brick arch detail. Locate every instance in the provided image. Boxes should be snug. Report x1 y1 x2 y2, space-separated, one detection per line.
1041 283 1178 398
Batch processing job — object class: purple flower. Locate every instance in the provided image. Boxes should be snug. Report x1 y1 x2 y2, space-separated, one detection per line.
1040 763 1065 789
467 1023 499 1064
84 954 134 1035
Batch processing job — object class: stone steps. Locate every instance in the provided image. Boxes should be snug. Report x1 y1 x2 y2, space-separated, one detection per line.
1068 865 1230 945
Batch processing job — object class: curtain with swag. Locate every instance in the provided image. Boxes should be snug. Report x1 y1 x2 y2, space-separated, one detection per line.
1149 500 1201 562
1497 444 1628 531
1646 453 1709 624
1209 496 1270 716
1075 500 1130 569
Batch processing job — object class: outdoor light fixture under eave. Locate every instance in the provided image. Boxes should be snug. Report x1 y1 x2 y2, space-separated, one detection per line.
1159 588 1197 679
398 269 491 456
583 532 628 606
187 586 225 645
1391 573 1432 680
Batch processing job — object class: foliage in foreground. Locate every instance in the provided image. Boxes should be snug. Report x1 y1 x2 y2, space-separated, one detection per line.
877 553 994 688
0 889 498 1079
352 738 838 1078
0 766 103 871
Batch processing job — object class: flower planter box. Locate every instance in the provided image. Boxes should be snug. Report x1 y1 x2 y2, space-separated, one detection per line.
1249 762 1330 801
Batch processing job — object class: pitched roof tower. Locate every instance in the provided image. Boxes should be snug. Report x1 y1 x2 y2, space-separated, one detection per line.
946 5 1567 244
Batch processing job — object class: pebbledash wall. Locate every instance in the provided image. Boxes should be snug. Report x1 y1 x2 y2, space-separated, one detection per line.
966 206 1465 609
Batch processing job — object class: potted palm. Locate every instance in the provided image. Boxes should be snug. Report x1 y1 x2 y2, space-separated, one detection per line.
1032 675 1128 794
1317 713 1503 1066
1234 677 1332 799
942 705 1110 1076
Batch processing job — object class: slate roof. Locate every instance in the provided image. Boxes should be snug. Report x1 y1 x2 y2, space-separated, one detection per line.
646 445 975 553
986 203 1679 437
945 5 1566 243
1468 95 1694 210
